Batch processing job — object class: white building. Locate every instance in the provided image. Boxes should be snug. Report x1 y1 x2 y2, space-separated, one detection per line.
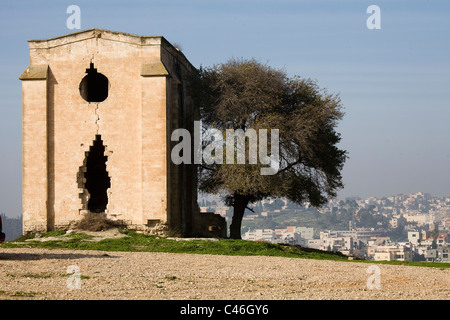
369 245 412 261
307 232 353 255
293 226 314 240
242 226 313 246
408 231 421 245
242 229 276 242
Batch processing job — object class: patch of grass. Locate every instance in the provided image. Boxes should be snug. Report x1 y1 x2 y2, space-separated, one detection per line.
21 273 52 279
9 230 93 242
11 291 41 297
7 272 56 279
65 233 94 240
0 289 41 298
2 230 346 260
60 273 90 280
40 230 66 238
2 230 449 269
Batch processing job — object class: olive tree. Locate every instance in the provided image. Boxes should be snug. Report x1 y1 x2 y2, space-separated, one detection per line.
190 58 347 239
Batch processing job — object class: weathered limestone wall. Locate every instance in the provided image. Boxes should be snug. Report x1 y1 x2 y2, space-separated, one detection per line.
22 76 48 232
20 29 198 234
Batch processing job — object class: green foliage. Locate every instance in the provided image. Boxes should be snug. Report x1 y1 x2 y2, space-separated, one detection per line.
2 230 346 260
189 58 347 238
40 230 66 237
2 230 448 268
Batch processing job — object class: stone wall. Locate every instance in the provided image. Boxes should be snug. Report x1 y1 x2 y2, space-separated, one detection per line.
20 29 202 236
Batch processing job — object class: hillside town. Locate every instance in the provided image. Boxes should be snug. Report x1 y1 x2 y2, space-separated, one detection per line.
200 192 450 262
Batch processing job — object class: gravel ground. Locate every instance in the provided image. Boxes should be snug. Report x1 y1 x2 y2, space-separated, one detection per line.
0 248 448 300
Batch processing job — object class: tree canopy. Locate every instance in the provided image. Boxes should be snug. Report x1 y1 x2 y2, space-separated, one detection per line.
189 58 347 239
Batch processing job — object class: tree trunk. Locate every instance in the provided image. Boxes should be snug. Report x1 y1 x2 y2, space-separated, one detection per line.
229 194 250 239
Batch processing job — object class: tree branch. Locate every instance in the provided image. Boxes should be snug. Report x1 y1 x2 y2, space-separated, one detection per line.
245 206 255 214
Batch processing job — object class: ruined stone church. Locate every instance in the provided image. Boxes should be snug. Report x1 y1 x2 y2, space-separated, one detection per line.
20 29 225 237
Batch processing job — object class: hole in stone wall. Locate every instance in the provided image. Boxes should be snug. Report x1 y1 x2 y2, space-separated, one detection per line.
79 62 109 102
84 135 111 213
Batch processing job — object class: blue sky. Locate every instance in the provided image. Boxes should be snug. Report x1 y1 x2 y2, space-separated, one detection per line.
0 0 449 217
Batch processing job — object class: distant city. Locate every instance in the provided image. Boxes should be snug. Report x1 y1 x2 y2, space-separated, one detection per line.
199 192 450 263
1 191 449 262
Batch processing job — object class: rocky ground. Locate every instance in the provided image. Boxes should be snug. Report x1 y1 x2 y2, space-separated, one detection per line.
0 247 448 300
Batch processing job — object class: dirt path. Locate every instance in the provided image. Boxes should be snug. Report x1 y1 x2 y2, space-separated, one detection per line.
0 248 448 300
